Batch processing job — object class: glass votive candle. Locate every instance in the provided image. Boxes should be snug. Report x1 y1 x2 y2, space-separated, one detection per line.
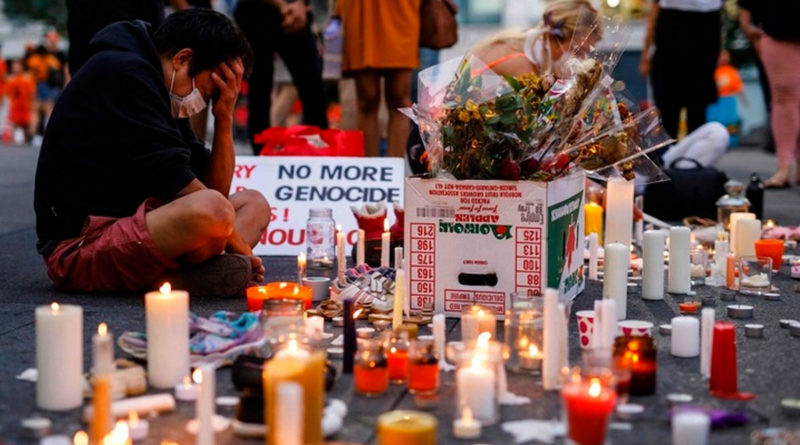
678 297 701 315
460 305 497 345
376 410 437 445
561 370 618 445
581 347 631 405
407 338 439 395
738 256 772 296
690 247 709 286
613 336 657 396
384 330 410 384
354 338 389 397
455 338 501 426
754 239 784 272
504 298 543 374
261 298 305 335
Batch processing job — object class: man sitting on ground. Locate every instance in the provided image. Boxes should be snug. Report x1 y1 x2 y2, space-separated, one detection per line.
34 9 269 296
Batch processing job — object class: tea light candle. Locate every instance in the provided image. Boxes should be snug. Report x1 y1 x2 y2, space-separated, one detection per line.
518 344 543 371
727 304 754 319
781 399 800 417
452 406 481 439
377 410 437 445
336 225 346 283
603 243 629 320
381 218 391 268
744 324 764 338
35 302 83 410
642 230 666 301
126 411 149 442
672 410 710 445
174 376 198 401
779 319 796 329
585 202 603 245
357 229 366 265
735 219 762 259
145 283 189 389
356 327 376 339
193 366 215 445
700 309 714 378
671 316 700 358
297 252 306 283
102 421 132 445
659 324 672 336
605 177 633 248
588 232 599 280
789 323 800 338
668 227 691 295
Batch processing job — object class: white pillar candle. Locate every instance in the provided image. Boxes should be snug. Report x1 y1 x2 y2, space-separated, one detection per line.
591 300 603 349
456 355 496 423
145 283 189 389
433 314 446 362
700 308 715 378
605 178 634 248
589 232 599 280
668 227 691 295
642 230 666 301
714 238 729 282
672 410 710 445
542 288 561 390
671 316 700 358
174 376 198 401
735 219 762 259
275 382 303 445
194 366 215 445
394 246 404 271
336 225 346 283
297 252 306 284
83 394 176 421
356 229 366 265
599 299 618 350
35 302 83 410
392 269 406 330
729 212 755 255
602 243 629 320
93 322 114 375
635 220 644 246
381 219 391 268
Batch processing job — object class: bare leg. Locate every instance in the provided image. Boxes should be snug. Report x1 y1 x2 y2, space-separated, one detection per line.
384 69 413 158
354 69 382 156
229 189 271 248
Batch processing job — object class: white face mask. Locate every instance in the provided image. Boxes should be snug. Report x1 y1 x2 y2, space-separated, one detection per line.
169 69 207 118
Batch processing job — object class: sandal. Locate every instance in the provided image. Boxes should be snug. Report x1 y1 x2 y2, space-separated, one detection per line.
764 178 791 189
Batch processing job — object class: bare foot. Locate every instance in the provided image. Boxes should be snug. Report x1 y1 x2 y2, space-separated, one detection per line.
248 255 265 285
765 171 791 189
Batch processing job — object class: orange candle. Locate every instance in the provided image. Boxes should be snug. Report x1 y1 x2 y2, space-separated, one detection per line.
246 282 313 311
387 348 409 383
354 364 389 396
754 239 784 271
679 301 700 314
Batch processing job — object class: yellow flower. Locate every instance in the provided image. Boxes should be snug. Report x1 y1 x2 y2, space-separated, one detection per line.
466 99 478 112
484 109 496 119
458 111 470 122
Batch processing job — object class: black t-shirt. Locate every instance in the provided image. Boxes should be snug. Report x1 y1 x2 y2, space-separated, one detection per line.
34 21 209 255
66 0 165 75
761 0 800 42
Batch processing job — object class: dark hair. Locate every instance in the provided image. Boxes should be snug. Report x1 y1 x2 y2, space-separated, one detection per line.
152 9 253 77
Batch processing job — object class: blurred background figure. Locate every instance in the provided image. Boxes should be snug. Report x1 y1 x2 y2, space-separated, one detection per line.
25 33 67 135
640 0 722 151
5 59 36 143
738 0 774 153
336 0 421 157
235 0 328 155
755 0 800 188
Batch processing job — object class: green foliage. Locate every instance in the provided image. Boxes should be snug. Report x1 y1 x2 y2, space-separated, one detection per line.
5 0 67 32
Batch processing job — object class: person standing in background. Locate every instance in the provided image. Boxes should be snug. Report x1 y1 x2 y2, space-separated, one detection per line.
738 0 774 153
5 59 36 143
640 0 721 150
754 1 800 188
337 0 421 157
234 0 328 155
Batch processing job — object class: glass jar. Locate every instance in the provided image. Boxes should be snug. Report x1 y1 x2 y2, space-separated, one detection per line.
306 208 335 269
354 338 389 396
716 180 750 230
613 336 657 396
455 339 501 426
383 330 410 384
261 298 305 336
582 347 631 405
407 338 439 395
504 297 543 374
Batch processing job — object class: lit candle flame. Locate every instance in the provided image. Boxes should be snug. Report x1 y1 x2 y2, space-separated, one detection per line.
160 442 179 445
103 421 130 445
73 430 89 445
98 323 108 336
279 282 288 289
588 378 602 397
337 224 343 233
766 219 776 229
477 331 492 350
51 302 60 312
293 286 299 295
128 410 139 428
519 337 529 348
159 282 171 295
529 344 539 356
183 375 192 388
298 252 306 264
470 354 483 369
383 218 390 232
192 368 202 385
353 308 364 319
462 406 474 423
390 347 397 354
288 339 299 354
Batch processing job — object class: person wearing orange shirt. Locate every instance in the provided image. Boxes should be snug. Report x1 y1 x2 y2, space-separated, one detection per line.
5 59 36 142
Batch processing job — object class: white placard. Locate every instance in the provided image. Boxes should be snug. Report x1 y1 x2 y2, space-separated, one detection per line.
231 156 405 256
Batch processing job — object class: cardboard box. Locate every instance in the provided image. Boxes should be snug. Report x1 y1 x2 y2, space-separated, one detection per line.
403 172 586 318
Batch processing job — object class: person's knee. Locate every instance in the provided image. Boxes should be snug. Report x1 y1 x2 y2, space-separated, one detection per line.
385 90 411 110
236 189 271 229
705 122 730 151
356 93 380 115
188 190 236 238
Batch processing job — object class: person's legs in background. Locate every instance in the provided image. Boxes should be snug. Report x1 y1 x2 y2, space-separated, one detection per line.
383 69 412 158
277 21 328 129
760 36 800 187
686 101 709 135
234 1 278 155
354 69 381 156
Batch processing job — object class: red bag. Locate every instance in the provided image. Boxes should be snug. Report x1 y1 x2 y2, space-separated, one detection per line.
255 125 365 157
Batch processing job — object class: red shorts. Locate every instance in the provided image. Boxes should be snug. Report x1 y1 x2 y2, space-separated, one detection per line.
45 199 179 292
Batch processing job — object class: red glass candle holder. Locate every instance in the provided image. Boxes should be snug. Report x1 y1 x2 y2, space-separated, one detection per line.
562 373 617 445
384 330 410 384
754 239 784 272
354 338 389 396
407 339 439 395
246 282 313 312
613 336 657 396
